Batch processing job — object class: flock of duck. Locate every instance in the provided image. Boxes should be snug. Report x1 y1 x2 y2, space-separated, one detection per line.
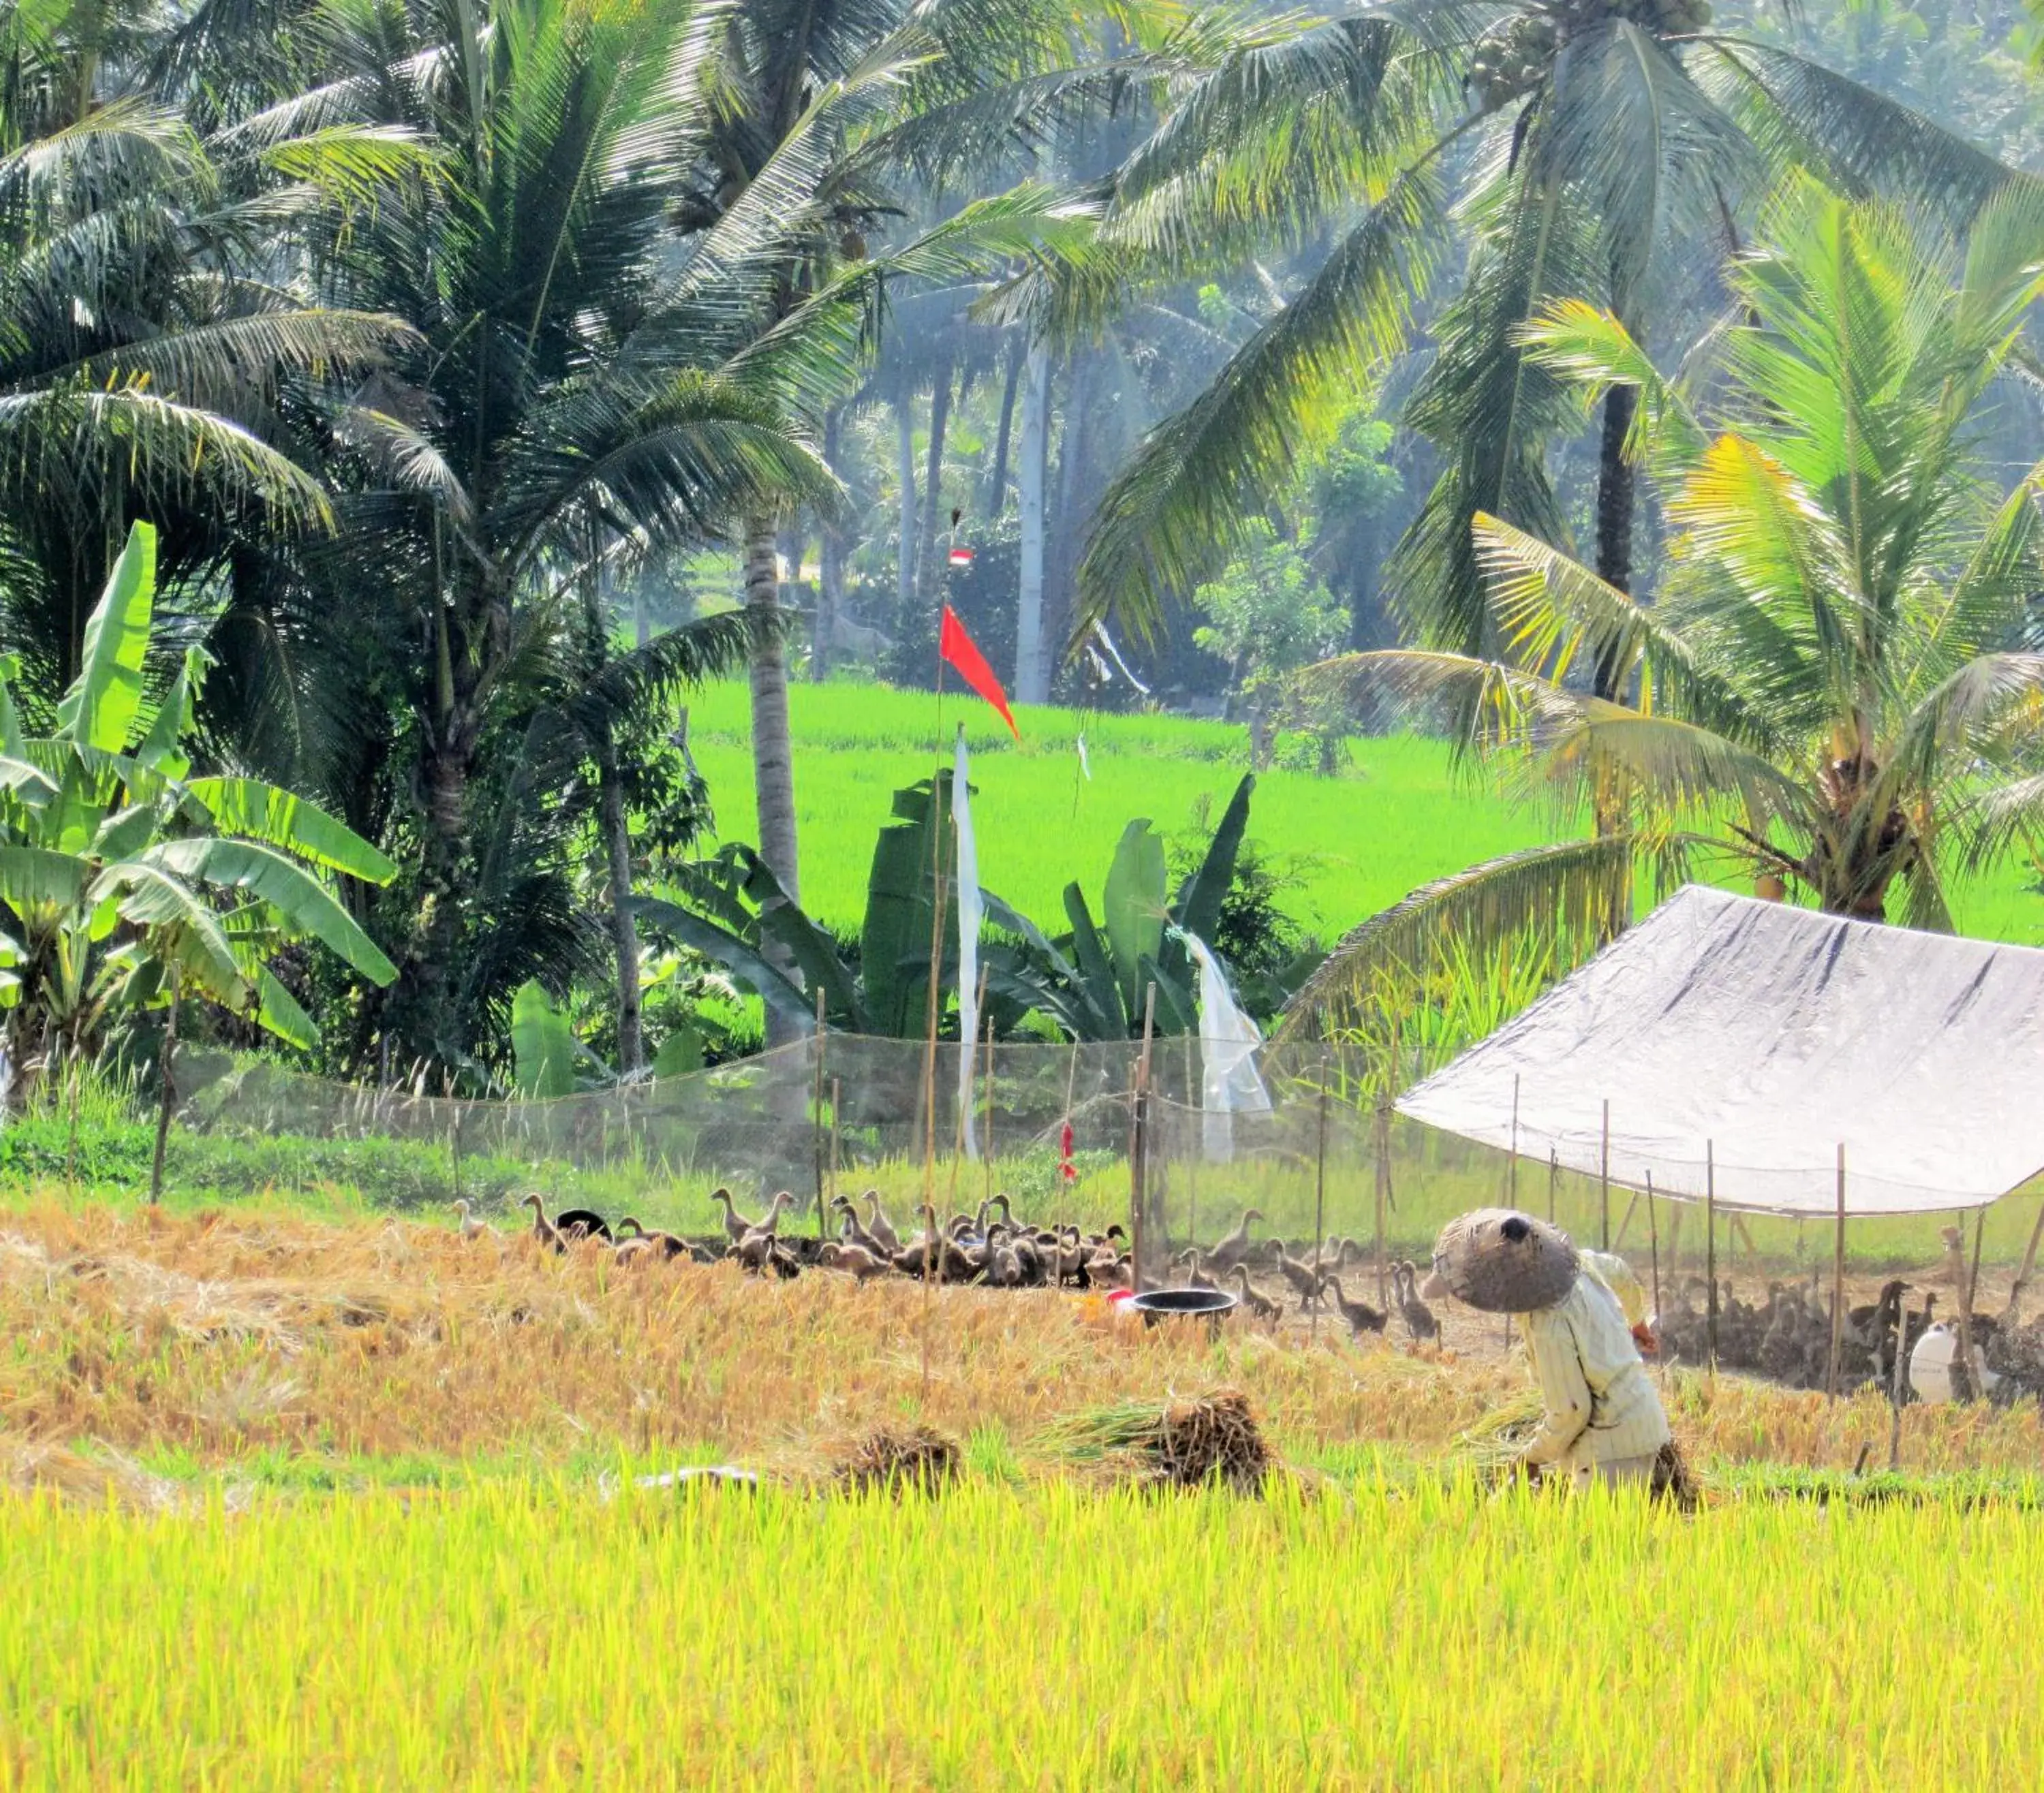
465 1193 1440 1340
465 1195 2044 1399
1645 1223 2044 1403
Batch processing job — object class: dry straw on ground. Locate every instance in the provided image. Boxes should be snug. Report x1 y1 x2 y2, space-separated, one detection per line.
1 1198 2039 1478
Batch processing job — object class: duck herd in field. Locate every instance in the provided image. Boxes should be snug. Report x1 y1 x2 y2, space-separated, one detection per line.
474 1193 1440 1340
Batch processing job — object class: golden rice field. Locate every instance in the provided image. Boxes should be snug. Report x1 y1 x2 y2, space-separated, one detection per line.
6 1475 2043 1789
5 1196 2044 1790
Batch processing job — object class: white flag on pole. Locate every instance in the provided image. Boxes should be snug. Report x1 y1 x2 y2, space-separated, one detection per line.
1076 732 1091 780
1175 928 1270 1161
953 726 983 1159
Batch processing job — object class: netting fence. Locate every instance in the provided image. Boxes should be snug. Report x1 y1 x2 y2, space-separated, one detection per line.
164 1031 2044 1396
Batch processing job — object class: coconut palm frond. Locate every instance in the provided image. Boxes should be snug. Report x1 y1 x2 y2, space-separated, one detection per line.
1072 166 1443 646
1513 298 1708 478
1275 834 1656 1040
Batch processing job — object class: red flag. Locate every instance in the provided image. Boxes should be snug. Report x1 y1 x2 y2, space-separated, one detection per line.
939 605 1020 739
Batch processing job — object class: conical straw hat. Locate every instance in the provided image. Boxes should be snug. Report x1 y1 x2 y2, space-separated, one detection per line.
1427 1209 1579 1313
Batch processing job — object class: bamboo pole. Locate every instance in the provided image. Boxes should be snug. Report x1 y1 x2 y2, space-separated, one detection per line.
1613 1189 1639 1251
1129 985 1156 1294
1889 1287 1913 1472
1645 1172 1661 1345
1374 1090 1391 1311
1547 1149 1558 1225
1826 1144 1846 1400
149 965 180 1206
1507 1072 1520 1208
1598 1099 1611 1249
829 1076 842 1219
1956 1208 1987 1402
981 1001 995 1211
2009 1198 2044 1324
1705 1142 1718 1380
812 986 829 1238
1312 1057 1329 1345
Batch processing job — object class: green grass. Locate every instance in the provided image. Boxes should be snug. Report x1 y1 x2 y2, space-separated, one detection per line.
7 1474 2043 1788
683 677 2044 946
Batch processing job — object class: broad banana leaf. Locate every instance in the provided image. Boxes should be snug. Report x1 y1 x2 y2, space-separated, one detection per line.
0 844 91 915
863 775 952 1038
90 803 162 864
632 894 814 1027
1170 773 1254 944
144 838 398 983
510 980 579 1097
135 649 202 779
651 1025 704 1077
734 847 864 1027
0 754 56 807
980 890 1120 1040
1062 883 1128 1035
182 777 397 884
1101 818 1165 1016
89 864 246 997
57 523 155 755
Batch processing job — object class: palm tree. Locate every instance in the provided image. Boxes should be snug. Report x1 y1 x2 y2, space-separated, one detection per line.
677 0 1165 960
1069 0 2031 667
252 0 863 1067
1281 181 2044 1031
0 0 418 693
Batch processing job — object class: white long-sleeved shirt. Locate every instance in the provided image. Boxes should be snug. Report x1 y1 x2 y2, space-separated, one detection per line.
1518 1274 1671 1469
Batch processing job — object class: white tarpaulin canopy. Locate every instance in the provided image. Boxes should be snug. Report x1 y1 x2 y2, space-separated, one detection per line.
1397 885 2044 1215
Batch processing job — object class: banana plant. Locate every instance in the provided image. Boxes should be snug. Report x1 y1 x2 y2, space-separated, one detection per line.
0 524 398 1087
981 774 1260 1040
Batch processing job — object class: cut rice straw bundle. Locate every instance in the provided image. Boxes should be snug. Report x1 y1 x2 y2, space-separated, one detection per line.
1038 1388 1273 1493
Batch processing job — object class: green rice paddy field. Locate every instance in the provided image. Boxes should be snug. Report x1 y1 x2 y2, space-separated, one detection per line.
684 681 2044 947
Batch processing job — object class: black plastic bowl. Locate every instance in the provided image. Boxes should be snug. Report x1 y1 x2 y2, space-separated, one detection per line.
1126 1288 1239 1330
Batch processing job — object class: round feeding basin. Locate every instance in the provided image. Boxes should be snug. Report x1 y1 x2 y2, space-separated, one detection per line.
1126 1288 1239 1330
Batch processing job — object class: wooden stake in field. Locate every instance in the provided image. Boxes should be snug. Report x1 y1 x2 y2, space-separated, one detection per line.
1705 1141 1718 1380
1957 1208 1987 1402
1547 1149 1558 1226
1645 1172 1661 1358
1129 984 1157 1294
1826 1144 1847 1401
1599 1099 1611 1250
981 1002 996 1211
1889 1285 1913 1471
1374 1088 1391 1311
149 964 181 1206
1311 1058 1329 1345
2009 1199 2044 1323
812 986 829 1238
828 1076 841 1218
1506 1072 1521 1208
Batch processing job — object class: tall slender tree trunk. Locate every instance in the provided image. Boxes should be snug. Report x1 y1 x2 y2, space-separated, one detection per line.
986 346 1023 516
1044 352 1095 670
916 352 953 609
745 516 803 1046
1592 380 1639 939
1592 384 1637 698
895 392 917 630
596 723 642 1073
816 410 843 681
1015 344 1051 704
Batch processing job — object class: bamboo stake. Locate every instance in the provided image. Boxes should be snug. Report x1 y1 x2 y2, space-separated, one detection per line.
1645 1172 1661 1347
1129 985 1156 1294
2009 1198 2044 1324
1613 1189 1639 1251
1826 1144 1846 1401
981 999 995 1211
1547 1149 1558 1226
1705 1142 1718 1381
149 965 180 1206
1889 1287 1913 1472
1598 1099 1611 1249
1507 1072 1520 1207
812 986 828 1238
1374 1090 1391 1311
1312 1057 1329 1345
1957 1208 1987 1403
829 1076 841 1219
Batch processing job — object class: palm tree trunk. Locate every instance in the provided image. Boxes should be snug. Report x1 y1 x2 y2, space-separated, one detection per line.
916 352 953 607
1015 345 1051 704
596 724 642 1074
1592 381 1639 939
745 516 803 1047
816 410 843 681
895 392 917 628
1592 384 1637 698
987 345 1023 514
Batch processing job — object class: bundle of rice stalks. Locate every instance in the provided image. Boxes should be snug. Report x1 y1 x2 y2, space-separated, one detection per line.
2 1441 181 1511
1039 1389 1272 1493
832 1424 961 1497
1456 1394 1702 1508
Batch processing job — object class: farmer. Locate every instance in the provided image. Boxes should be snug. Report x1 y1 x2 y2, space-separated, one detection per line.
1422 1209 1671 1491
